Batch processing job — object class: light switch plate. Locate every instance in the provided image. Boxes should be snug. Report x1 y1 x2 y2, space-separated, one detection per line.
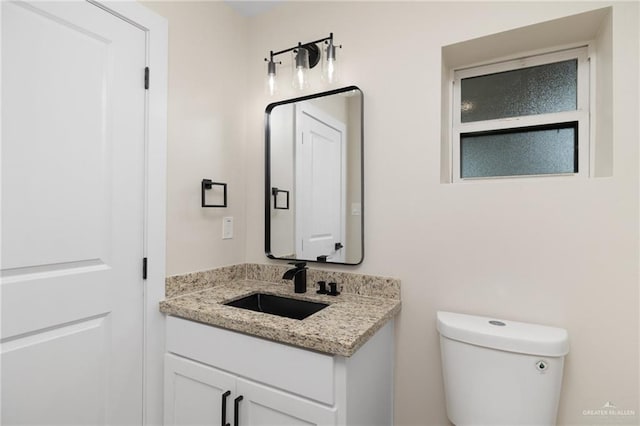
222 216 233 239
351 203 361 216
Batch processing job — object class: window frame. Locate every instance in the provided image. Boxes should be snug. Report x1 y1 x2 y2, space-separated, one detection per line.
451 46 590 182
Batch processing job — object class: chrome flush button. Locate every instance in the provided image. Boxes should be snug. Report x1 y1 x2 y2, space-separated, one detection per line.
536 360 548 372
489 320 506 326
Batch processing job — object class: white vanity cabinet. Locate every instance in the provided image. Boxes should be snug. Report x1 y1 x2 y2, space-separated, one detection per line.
164 354 335 426
164 316 394 426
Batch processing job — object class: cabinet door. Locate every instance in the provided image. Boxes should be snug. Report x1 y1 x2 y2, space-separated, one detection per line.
236 378 337 426
165 354 236 426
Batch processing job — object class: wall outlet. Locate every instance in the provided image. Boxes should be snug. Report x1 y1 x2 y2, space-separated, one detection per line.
351 203 362 216
222 216 233 239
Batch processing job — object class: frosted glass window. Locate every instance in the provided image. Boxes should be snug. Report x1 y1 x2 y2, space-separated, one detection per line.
461 60 577 123
452 47 589 181
461 124 577 178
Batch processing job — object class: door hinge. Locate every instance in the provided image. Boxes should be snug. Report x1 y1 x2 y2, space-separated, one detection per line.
144 67 149 90
142 257 148 280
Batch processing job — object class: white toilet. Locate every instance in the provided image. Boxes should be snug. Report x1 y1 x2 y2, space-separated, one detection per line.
437 311 569 426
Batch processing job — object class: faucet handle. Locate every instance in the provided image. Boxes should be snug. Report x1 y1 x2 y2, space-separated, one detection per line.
288 261 307 269
328 282 341 296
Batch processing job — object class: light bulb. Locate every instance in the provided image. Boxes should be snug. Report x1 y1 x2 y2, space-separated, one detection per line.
325 58 336 84
265 59 277 96
266 74 277 96
322 41 339 84
292 47 310 91
294 66 307 90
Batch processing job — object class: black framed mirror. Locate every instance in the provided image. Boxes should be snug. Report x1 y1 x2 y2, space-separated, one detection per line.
265 86 363 265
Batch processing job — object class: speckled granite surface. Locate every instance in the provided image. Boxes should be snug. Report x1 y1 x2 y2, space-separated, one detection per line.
160 279 401 357
246 263 401 300
165 264 246 298
167 263 401 300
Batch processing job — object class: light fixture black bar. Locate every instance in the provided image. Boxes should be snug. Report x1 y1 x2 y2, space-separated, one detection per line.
268 33 334 61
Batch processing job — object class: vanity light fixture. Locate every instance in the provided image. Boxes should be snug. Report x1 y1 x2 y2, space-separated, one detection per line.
322 37 338 84
292 43 310 91
264 33 341 96
265 57 278 96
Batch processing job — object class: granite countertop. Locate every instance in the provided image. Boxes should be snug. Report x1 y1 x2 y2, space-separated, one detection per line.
160 279 401 357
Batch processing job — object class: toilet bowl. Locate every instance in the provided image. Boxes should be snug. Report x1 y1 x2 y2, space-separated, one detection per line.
437 311 569 425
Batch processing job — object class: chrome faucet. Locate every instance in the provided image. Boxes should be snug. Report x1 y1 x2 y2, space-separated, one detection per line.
282 262 307 293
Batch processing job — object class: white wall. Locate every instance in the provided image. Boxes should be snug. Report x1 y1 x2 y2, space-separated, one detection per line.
145 1 639 425
144 1 248 276
243 2 639 425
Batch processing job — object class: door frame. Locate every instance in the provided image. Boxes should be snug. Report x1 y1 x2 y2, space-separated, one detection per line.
83 2 167 424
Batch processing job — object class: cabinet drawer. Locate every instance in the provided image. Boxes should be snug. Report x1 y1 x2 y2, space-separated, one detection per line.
166 316 335 405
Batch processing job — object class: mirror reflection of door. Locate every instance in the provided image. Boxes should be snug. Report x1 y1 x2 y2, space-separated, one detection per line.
295 103 346 262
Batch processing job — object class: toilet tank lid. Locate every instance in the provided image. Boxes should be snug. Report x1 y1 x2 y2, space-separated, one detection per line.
437 311 569 357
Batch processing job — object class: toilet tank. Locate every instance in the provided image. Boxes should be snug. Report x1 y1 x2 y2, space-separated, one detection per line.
437 311 569 426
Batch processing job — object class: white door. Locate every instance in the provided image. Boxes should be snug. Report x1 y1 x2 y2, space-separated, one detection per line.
236 378 337 426
1 1 147 424
164 354 237 426
295 104 346 262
